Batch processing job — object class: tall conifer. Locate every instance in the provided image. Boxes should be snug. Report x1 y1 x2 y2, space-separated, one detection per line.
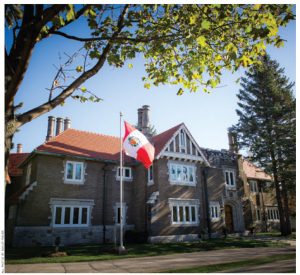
234 55 295 235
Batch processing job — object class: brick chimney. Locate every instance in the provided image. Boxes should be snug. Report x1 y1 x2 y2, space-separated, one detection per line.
142 105 150 135
56 117 63 136
137 108 143 131
17 143 22 153
46 116 55 141
64 117 71 131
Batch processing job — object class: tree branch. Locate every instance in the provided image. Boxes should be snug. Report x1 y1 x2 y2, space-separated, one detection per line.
16 5 130 127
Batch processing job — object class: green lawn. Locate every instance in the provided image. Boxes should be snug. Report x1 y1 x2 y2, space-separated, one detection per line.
162 253 296 273
5 237 290 265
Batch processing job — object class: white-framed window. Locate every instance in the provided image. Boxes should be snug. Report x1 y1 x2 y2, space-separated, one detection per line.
224 169 236 189
210 202 220 221
267 207 279 221
50 198 94 227
148 165 154 185
113 203 127 225
168 161 196 186
179 130 187 153
25 163 32 186
169 199 199 225
249 180 258 193
116 167 132 181
64 161 84 183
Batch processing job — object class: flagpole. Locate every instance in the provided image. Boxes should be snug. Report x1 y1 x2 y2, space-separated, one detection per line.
119 112 126 253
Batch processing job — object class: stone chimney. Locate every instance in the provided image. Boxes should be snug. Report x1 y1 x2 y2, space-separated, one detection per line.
17 143 23 153
64 117 71 131
137 108 143 131
56 117 64 136
46 116 55 141
228 128 238 153
142 105 150 135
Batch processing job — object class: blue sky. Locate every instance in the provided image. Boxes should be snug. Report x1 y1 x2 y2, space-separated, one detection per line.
9 6 296 154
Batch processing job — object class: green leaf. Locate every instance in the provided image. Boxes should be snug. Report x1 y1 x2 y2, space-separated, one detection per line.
128 63 133 69
196 36 207 47
80 87 87 92
201 20 211 30
66 5 75 21
76 66 83 73
177 88 184 96
144 83 151 89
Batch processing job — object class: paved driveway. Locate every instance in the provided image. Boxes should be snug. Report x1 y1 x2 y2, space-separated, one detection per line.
6 246 295 273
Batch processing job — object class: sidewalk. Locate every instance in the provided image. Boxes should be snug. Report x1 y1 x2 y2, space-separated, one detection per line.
6 246 295 273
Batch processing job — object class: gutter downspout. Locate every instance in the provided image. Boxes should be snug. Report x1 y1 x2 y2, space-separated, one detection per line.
102 164 108 243
203 167 211 239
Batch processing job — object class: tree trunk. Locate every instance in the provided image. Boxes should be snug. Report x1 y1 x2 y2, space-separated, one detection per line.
281 181 292 235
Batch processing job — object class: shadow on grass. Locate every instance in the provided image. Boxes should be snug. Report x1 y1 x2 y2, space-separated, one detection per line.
5 237 287 264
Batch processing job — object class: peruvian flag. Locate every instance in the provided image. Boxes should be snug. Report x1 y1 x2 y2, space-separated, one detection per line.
123 121 155 168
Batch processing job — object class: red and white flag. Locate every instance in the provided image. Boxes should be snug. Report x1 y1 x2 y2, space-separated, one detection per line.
123 121 155 168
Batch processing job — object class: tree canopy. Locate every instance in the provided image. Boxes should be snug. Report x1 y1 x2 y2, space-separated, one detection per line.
5 4 294 172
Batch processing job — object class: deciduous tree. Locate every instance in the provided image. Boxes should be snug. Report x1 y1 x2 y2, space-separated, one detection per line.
5 4 294 180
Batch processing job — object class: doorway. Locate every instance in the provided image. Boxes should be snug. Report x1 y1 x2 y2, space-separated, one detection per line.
225 205 234 233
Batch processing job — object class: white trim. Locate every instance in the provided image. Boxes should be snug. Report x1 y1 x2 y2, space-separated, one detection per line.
49 198 94 228
116 166 133 181
64 160 84 184
224 169 236 189
113 202 127 225
25 162 32 186
168 198 200 225
155 124 210 166
210 201 220 222
168 161 196 186
249 180 258 193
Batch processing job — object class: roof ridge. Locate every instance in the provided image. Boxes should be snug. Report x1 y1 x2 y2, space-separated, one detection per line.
68 128 119 140
153 122 183 138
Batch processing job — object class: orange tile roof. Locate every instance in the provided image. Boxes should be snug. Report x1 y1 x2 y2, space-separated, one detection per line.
35 124 182 162
152 123 183 157
8 153 30 177
36 129 122 161
242 159 272 181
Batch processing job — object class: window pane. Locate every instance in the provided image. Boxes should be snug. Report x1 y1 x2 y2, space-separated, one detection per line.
170 165 176 181
173 206 177 222
225 172 229 185
230 172 234 186
55 207 62 224
182 167 188 182
117 207 121 224
189 167 194 182
185 206 190 222
191 207 196 222
210 207 214 218
82 208 88 224
75 164 82 180
64 207 71 224
177 166 182 181
67 163 73 179
125 168 130 178
118 168 121 177
179 206 184 222
215 206 218 218
73 207 79 224
149 166 153 181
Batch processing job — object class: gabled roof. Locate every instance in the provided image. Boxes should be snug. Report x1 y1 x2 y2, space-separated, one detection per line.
152 123 183 157
8 153 30 177
242 159 272 181
36 129 122 162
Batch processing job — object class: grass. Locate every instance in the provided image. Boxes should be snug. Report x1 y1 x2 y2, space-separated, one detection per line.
162 253 296 273
5 237 290 265
255 231 296 239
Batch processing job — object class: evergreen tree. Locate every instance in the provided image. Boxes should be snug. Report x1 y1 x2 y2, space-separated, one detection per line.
234 55 295 235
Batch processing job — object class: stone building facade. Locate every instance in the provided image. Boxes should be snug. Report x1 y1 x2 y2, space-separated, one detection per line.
6 105 280 247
